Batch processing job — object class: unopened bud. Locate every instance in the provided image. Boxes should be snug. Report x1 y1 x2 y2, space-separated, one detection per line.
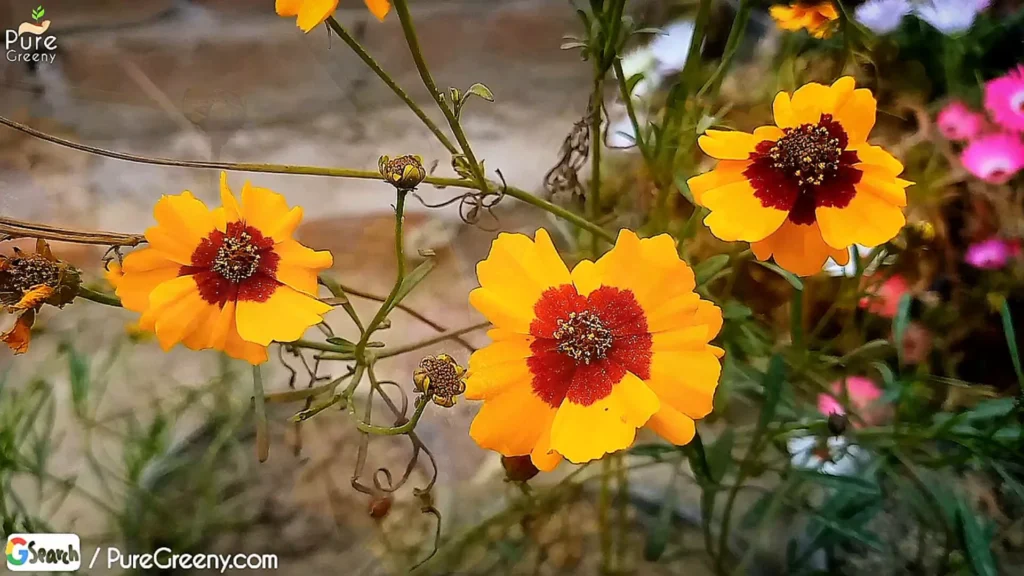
501 455 539 482
413 354 467 408
379 154 427 190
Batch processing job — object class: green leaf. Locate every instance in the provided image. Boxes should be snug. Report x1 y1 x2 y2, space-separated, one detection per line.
706 429 735 484
466 83 494 103
32 6 44 21
694 254 730 286
629 443 679 459
326 336 356 350
625 73 645 97
999 300 1023 386
684 430 713 484
383 259 437 318
790 287 804 349
757 354 786 436
643 460 685 561
722 301 752 320
755 260 804 290
789 470 881 495
60 342 90 417
957 497 998 576
892 293 913 366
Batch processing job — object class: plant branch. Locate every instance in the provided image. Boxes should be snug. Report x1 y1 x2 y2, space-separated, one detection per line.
0 216 144 247
377 322 489 360
76 287 123 307
338 282 476 352
326 17 458 154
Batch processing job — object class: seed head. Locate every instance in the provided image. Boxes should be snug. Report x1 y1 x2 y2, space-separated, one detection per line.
413 353 467 408
379 154 427 190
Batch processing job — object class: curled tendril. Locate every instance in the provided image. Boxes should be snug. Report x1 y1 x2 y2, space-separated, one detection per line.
101 246 125 269
543 111 591 202
412 169 508 230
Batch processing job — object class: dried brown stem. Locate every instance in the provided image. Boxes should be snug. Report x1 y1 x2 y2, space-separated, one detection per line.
0 216 144 247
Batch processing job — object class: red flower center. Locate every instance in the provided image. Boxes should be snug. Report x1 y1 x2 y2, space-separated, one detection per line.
744 114 862 226
180 221 280 306
526 285 652 407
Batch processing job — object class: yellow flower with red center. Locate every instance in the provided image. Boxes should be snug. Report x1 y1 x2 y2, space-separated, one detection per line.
687 77 912 276
466 229 724 470
276 0 391 32
114 173 333 364
770 2 839 39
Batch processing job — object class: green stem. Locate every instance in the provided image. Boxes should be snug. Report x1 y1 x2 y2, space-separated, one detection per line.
655 0 712 164
76 286 122 307
602 0 628 71
319 275 366 334
326 17 458 154
252 365 269 463
697 0 751 101
392 0 489 191
598 457 613 574
356 190 409 360
613 57 649 161
589 75 604 257
351 396 428 435
376 322 489 359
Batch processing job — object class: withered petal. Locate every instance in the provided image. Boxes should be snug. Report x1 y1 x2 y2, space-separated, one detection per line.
1 310 35 355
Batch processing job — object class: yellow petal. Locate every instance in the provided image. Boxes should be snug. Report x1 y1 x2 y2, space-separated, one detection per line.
273 239 333 296
643 292 702 333
697 129 759 160
224 309 269 365
853 144 905 178
470 382 556 456
646 404 696 446
465 357 532 401
219 172 242 224
687 160 749 206
470 229 572 334
147 276 208 351
181 301 227 351
146 192 216 264
790 82 830 124
817 189 906 249
857 174 909 207
235 284 331 346
833 88 877 146
549 371 659 464
240 182 303 243
773 92 799 128
296 0 339 32
569 231 697 322
364 0 391 20
701 179 789 242
646 350 721 419
750 220 842 277
530 425 562 472
276 0 302 16
117 248 181 312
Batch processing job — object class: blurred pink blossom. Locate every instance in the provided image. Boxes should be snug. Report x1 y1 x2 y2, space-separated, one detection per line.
859 274 910 318
984 65 1024 133
960 133 1024 184
817 376 885 427
936 101 986 141
965 237 1018 269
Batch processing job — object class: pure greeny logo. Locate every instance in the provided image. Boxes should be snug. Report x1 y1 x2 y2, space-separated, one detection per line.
5 5 57 64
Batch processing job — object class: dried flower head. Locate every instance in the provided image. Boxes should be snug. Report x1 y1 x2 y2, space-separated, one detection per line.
379 155 427 190
413 353 467 408
0 239 81 354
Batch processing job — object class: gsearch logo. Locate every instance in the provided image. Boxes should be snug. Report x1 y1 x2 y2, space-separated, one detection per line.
5 533 81 572
5 5 57 64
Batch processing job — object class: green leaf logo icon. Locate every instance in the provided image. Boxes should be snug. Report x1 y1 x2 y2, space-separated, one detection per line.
32 5 45 22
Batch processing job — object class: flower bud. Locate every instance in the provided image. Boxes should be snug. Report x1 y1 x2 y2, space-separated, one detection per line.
379 154 427 190
827 412 848 436
501 455 539 482
413 353 467 408
368 494 393 520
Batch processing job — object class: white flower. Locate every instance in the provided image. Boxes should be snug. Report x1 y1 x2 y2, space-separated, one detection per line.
912 0 991 35
650 20 695 76
822 245 887 277
855 0 912 34
787 434 867 477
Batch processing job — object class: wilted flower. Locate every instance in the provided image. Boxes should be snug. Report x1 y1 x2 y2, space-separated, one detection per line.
817 376 885 427
855 0 911 35
965 237 1017 269
859 274 909 318
912 0 991 36
413 354 467 408
936 101 986 141
984 65 1024 133
770 2 839 39
0 239 81 354
379 155 427 190
960 133 1024 184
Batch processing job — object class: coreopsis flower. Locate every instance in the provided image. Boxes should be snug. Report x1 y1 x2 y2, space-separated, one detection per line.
965 237 1018 269
276 0 390 33
858 273 909 318
379 155 427 190
114 173 333 364
854 0 911 35
770 2 839 39
817 376 886 427
912 0 990 36
1 239 80 354
466 229 723 470
937 101 986 141
688 77 913 276
984 65 1024 133
413 354 467 408
960 133 1024 184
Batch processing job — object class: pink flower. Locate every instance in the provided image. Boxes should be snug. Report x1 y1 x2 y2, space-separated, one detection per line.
985 65 1024 133
960 133 1024 184
899 321 933 365
859 274 910 318
936 101 986 140
965 237 1016 269
817 376 886 427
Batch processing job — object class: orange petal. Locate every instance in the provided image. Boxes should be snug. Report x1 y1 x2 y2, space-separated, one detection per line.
549 371 659 463
239 181 304 243
530 424 562 472
466 337 534 400
853 144 905 178
235 284 331 346
276 0 302 16
701 179 789 242
750 220 843 277
146 192 216 264
817 187 906 249
646 403 697 446
116 248 181 312
273 239 333 296
1 311 34 354
364 0 391 20
687 160 749 206
833 88 877 146
147 276 209 351
14 285 53 310
296 0 339 32
470 382 556 457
